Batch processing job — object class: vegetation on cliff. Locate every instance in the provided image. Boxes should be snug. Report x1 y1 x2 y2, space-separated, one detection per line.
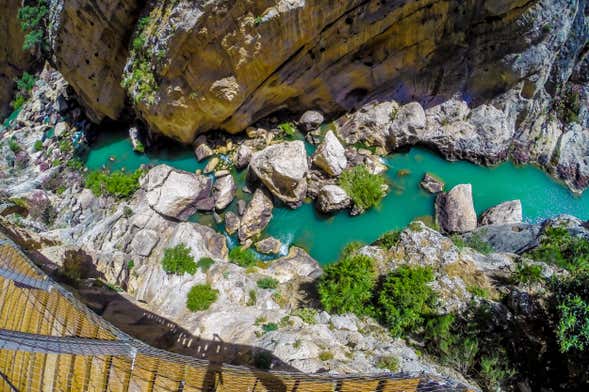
161 244 196 275
85 168 144 199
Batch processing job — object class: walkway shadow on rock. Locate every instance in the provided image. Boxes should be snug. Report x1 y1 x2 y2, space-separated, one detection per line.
3 229 298 391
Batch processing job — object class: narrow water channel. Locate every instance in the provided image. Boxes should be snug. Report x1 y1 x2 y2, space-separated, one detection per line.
85 130 589 264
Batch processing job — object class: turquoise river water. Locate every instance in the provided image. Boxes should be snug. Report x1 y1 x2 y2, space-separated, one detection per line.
85 130 589 264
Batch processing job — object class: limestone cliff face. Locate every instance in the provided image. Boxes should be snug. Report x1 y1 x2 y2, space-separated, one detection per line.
117 0 578 142
47 0 141 122
0 0 33 117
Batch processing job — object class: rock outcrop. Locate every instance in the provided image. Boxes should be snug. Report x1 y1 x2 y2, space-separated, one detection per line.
143 165 213 220
114 0 581 144
311 131 347 176
0 0 33 117
249 141 308 206
47 0 141 122
435 184 477 233
480 200 523 226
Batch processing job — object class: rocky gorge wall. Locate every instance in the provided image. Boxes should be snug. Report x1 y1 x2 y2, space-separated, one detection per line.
0 0 33 117
18 0 582 141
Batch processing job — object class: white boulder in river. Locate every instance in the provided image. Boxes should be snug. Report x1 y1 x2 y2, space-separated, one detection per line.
480 200 523 226
143 164 213 220
249 141 308 206
435 184 477 233
312 130 347 176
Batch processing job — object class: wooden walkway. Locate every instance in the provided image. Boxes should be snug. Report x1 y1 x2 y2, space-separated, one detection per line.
0 234 471 392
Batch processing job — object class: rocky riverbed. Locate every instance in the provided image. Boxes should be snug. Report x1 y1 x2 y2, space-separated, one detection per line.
2 1 589 390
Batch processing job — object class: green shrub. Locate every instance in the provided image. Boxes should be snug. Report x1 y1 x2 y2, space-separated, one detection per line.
8 138 21 153
257 277 279 289
10 95 26 110
556 295 589 352
127 260 135 270
452 232 493 255
161 244 196 275
340 241 364 258
85 168 144 198
374 230 401 250
512 263 543 286
318 253 376 315
424 314 479 373
292 308 318 324
186 284 218 311
196 257 215 272
479 354 516 391
18 2 47 51
528 226 589 272
319 351 334 361
229 246 258 267
376 356 399 372
467 285 489 298
262 323 278 333
33 140 43 151
247 289 257 306
277 122 297 137
377 266 436 337
338 165 386 211
16 72 36 92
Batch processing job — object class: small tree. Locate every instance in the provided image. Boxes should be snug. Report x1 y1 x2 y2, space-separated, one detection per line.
161 244 196 275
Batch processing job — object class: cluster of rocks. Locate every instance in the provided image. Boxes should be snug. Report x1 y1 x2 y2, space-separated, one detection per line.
434 183 523 234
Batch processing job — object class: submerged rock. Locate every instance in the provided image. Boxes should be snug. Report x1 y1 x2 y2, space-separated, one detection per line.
143 165 213 220
213 174 236 210
316 185 351 214
420 173 445 194
249 141 308 206
255 237 282 254
435 184 477 233
311 130 347 176
238 188 273 243
480 200 523 226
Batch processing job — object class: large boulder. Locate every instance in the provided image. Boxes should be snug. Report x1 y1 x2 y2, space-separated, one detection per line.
435 184 477 233
238 188 273 243
311 131 347 176
143 165 213 220
213 174 236 210
249 141 308 206
480 200 523 226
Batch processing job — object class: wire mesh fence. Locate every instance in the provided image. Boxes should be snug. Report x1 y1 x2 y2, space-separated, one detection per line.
0 233 474 392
